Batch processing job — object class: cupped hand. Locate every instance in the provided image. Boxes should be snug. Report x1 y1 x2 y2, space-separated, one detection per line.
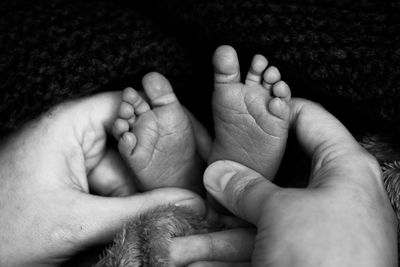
203 99 397 267
0 92 205 266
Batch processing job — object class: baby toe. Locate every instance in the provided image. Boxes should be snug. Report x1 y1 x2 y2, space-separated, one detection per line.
272 81 291 102
118 132 137 157
213 45 241 84
113 118 130 140
142 72 178 107
118 101 135 119
245 54 268 86
122 87 150 115
268 97 290 121
262 66 281 90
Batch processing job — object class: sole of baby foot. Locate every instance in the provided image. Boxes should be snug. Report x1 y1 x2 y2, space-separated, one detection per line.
209 45 291 181
113 72 203 191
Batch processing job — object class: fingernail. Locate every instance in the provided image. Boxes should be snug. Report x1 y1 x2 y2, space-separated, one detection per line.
174 197 197 207
204 161 237 192
174 197 206 216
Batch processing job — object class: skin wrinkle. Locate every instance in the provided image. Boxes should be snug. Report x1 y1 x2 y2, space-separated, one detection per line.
232 176 267 218
216 124 245 152
130 122 158 170
224 117 281 174
139 128 193 180
159 122 191 139
213 115 275 172
213 102 247 119
139 149 193 187
206 232 217 261
153 160 191 186
61 128 89 191
131 103 194 184
215 97 284 142
77 109 109 174
214 72 240 84
150 93 178 107
65 154 88 193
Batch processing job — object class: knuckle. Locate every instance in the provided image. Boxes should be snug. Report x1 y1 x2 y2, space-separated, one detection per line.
201 233 216 260
228 175 265 216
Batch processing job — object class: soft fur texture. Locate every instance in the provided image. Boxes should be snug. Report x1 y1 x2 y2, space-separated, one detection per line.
94 205 219 267
1 0 400 266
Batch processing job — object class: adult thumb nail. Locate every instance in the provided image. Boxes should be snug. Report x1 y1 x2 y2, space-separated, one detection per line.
204 161 238 192
174 196 206 216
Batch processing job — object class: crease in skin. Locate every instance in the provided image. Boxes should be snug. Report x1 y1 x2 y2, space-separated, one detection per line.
214 101 283 143
150 93 177 107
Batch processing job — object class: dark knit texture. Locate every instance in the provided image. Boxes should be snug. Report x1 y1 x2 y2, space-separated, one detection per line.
0 0 206 135
1 0 400 137
136 0 400 133
94 205 218 267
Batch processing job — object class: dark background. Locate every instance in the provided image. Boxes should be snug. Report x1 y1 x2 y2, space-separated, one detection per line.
1 0 400 138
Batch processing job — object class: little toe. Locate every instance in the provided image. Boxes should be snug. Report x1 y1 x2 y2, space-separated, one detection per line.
142 72 179 107
118 132 137 157
118 101 135 119
272 81 291 102
245 54 268 86
213 45 241 84
122 87 150 115
262 66 281 90
112 118 129 140
268 97 290 121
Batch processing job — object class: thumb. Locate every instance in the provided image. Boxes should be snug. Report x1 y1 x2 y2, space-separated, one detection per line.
69 188 206 247
289 98 381 187
204 160 279 225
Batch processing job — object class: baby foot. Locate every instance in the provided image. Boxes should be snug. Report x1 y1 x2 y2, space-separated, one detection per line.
209 45 291 180
112 72 202 191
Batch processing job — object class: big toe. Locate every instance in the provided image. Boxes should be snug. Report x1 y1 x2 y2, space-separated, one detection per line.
142 72 178 107
213 45 241 84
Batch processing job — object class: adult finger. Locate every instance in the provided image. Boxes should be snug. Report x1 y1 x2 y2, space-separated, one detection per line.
289 98 380 184
62 188 206 248
170 228 255 266
49 91 123 173
204 160 279 225
290 98 361 158
87 148 137 196
54 91 121 136
77 91 122 133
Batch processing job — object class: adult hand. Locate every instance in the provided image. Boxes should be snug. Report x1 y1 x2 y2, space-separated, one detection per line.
0 92 205 266
203 99 397 267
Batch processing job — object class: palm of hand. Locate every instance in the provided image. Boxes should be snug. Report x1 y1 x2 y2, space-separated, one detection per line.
252 156 396 267
0 102 111 265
